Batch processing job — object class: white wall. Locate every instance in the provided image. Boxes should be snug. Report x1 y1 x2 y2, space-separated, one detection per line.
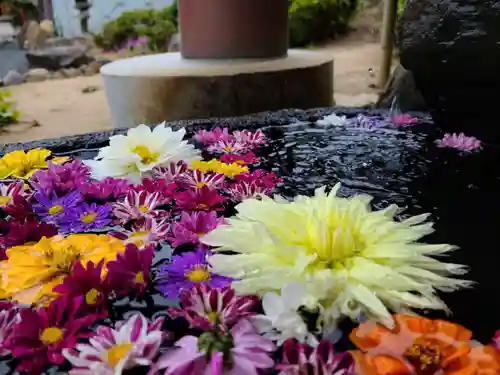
52 0 174 38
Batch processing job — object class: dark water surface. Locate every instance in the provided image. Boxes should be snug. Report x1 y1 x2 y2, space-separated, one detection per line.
4 114 500 373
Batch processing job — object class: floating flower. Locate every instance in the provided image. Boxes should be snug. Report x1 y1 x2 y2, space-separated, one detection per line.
1 234 125 304
226 170 281 201
84 124 201 183
64 313 165 375
133 178 176 204
350 314 500 375
178 169 226 190
173 186 227 211
5 295 99 375
193 127 233 146
435 132 482 152
31 160 90 195
0 148 68 180
202 183 470 327
233 129 267 148
157 249 232 299
53 260 108 316
155 319 275 375
0 217 58 252
317 113 348 127
278 339 355 375
60 202 112 233
111 217 170 248
33 190 83 223
0 302 21 356
169 211 225 247
234 170 282 188
220 151 259 165
191 159 249 177
0 181 29 208
77 177 130 201
168 285 258 331
250 283 317 346
207 138 250 155
391 114 419 126
349 114 387 131
113 190 164 223
153 161 189 183
2 194 35 220
106 244 154 296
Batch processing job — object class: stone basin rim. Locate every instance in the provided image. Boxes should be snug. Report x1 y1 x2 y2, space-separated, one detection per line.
99 50 334 78
0 107 431 156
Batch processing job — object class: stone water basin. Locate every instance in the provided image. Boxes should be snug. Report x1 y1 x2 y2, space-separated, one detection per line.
1 107 498 372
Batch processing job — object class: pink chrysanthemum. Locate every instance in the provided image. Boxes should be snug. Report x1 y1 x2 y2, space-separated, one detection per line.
233 129 266 148
178 169 226 191
0 302 21 356
277 339 355 375
435 132 482 152
173 186 227 212
133 178 177 204
155 319 275 375
0 181 30 208
31 160 91 195
113 190 165 223
5 295 98 374
169 211 224 247
153 161 189 183
106 244 154 296
111 217 170 248
207 138 250 155
391 114 419 126
64 313 165 375
77 177 130 201
168 285 259 331
53 260 109 317
227 181 273 201
193 127 233 146
220 151 259 165
233 170 282 188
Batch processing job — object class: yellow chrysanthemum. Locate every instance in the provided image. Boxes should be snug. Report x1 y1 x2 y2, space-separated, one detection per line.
0 148 68 179
191 159 248 177
202 183 471 327
0 234 125 304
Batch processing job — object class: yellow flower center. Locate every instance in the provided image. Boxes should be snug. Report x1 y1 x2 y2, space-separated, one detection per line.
106 343 133 367
85 288 100 305
81 212 98 224
223 146 233 152
132 145 160 165
0 196 11 205
185 265 211 283
207 312 219 323
49 204 64 215
196 232 206 237
40 327 64 345
137 205 149 213
135 271 145 283
405 343 442 375
195 182 208 189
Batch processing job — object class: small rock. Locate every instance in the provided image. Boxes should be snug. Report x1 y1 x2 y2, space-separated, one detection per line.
82 85 99 94
60 67 80 78
2 70 24 86
52 71 65 80
168 33 181 53
24 68 50 83
85 61 102 75
26 45 94 71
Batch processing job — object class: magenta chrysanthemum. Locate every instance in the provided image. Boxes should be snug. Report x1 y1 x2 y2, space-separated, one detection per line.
173 186 226 212
193 127 232 146
0 181 30 208
207 138 251 155
31 160 90 195
133 178 177 204
220 151 259 165
113 190 165 223
0 302 21 356
169 211 224 247
178 169 226 190
77 177 130 201
153 161 189 183
435 132 482 152
64 313 165 375
168 285 259 331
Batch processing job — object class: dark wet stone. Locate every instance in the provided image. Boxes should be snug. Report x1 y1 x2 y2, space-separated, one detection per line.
398 0 500 144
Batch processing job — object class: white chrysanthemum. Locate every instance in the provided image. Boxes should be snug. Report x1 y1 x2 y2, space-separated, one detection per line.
84 124 200 183
316 113 348 127
202 183 471 327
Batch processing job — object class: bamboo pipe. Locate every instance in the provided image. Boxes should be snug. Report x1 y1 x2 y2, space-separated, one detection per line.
378 0 398 88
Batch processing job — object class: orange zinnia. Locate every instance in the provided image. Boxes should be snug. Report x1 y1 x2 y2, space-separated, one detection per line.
349 314 500 375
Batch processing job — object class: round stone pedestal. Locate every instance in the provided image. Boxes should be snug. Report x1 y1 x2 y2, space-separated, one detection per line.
100 50 333 129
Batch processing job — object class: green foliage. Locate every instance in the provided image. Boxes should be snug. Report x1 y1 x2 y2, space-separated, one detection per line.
288 0 358 47
0 90 20 127
397 0 406 16
93 2 178 52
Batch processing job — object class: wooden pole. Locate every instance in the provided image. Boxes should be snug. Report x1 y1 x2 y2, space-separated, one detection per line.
378 0 398 88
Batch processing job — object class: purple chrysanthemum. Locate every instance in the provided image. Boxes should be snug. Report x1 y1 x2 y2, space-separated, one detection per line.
435 132 482 152
348 114 387 131
59 203 112 233
157 249 232 299
33 190 83 223
31 160 90 196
